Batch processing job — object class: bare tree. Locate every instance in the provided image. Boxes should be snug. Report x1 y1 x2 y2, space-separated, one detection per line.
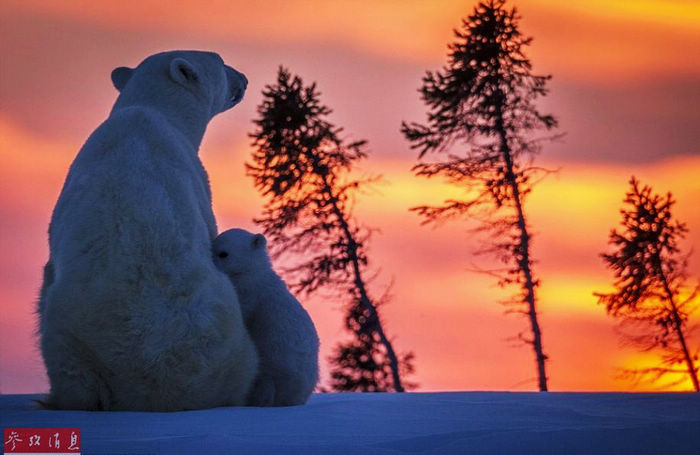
401 0 557 391
597 177 699 391
248 67 413 392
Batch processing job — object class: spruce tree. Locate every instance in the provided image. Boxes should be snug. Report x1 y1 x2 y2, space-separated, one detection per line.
248 67 413 392
597 177 699 391
402 0 557 391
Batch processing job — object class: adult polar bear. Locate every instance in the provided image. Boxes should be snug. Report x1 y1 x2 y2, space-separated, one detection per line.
38 51 258 411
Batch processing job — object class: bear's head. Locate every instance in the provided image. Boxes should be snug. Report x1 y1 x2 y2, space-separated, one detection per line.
109 51 247 143
213 228 270 278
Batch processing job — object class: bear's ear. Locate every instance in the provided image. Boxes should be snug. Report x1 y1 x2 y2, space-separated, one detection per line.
252 233 267 249
169 57 199 86
111 67 133 92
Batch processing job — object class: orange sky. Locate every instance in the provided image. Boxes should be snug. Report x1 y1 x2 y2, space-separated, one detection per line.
1 0 699 393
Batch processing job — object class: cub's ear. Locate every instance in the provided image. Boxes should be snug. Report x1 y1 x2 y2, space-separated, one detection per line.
169 57 199 86
111 67 133 92
252 233 267 249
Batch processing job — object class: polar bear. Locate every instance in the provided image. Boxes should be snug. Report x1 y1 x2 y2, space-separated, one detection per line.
213 229 319 406
37 51 258 411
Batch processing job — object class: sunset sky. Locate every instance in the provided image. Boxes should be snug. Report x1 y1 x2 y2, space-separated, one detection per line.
1 0 699 393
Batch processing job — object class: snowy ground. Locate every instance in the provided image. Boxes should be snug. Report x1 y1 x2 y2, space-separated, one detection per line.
1 392 699 454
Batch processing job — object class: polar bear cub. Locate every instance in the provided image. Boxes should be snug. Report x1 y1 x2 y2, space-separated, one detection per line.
213 229 319 406
38 51 258 411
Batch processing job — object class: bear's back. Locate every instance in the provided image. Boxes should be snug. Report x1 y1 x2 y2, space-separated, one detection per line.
50 106 216 273
242 271 319 371
41 104 255 409
239 270 319 406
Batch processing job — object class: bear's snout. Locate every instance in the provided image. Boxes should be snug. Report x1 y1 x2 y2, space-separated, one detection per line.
226 66 248 106
236 71 248 89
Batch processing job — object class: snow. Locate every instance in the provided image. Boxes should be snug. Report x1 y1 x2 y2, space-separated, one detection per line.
1 392 699 454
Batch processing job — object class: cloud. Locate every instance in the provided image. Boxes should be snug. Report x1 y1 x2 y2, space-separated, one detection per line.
3 1 698 165
541 78 700 164
5 0 699 82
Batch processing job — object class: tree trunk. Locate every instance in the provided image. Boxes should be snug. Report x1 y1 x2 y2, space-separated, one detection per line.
323 180 405 392
660 275 700 391
495 117 549 392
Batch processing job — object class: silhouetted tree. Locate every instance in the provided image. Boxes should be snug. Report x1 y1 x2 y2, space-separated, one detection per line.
401 0 557 391
248 67 413 392
597 177 699 391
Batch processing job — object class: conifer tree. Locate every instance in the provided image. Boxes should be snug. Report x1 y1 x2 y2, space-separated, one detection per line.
401 0 557 391
248 67 413 392
597 177 699 391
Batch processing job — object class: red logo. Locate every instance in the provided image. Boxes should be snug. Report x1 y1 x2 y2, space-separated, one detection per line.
4 428 80 454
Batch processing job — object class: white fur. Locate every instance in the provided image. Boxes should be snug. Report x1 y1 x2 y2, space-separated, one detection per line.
38 51 258 411
213 229 320 406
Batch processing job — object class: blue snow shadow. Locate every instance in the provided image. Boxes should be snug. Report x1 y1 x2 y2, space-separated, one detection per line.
2 392 699 454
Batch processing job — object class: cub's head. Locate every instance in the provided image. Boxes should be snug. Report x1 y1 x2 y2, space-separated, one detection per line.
213 229 270 278
110 50 247 118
